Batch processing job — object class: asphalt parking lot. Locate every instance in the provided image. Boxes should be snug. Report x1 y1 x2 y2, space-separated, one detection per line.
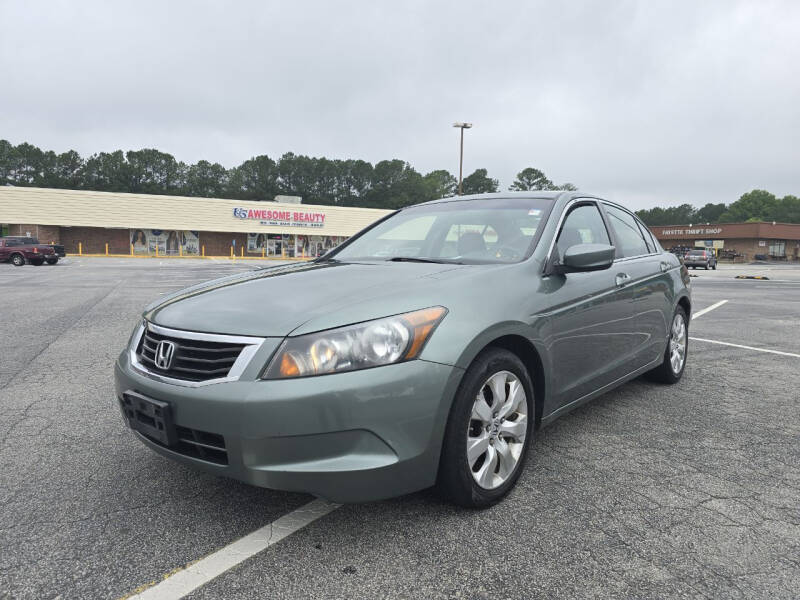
1 258 798 599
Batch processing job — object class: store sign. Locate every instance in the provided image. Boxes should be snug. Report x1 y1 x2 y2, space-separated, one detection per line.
233 207 326 228
660 227 723 236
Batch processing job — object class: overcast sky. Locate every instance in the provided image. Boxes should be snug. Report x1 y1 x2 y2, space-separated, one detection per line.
1 0 798 209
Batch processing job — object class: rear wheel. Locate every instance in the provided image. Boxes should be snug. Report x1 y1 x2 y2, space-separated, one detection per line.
10 253 25 266
46 257 58 265
437 348 534 508
646 306 688 384
32 258 44 266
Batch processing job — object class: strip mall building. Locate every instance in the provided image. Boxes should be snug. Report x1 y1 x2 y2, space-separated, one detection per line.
0 187 392 258
652 222 800 261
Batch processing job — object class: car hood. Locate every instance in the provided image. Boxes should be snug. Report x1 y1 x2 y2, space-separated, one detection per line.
144 260 470 337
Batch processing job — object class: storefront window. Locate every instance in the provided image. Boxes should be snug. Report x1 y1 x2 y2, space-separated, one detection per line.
130 229 199 255
768 240 786 257
247 233 346 257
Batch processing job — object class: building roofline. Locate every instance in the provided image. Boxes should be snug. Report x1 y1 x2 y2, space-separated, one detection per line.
652 221 800 228
0 186 390 214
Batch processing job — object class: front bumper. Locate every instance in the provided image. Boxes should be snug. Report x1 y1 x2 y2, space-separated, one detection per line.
114 351 463 502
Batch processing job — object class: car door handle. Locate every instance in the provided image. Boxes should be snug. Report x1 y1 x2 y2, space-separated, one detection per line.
615 272 631 287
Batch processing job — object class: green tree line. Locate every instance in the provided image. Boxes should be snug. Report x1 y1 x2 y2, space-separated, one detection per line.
636 190 800 226
0 140 574 209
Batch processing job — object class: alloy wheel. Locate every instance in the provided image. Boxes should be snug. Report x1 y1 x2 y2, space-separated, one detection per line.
670 313 687 374
466 370 528 490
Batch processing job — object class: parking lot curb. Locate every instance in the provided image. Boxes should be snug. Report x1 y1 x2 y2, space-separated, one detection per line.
735 275 770 280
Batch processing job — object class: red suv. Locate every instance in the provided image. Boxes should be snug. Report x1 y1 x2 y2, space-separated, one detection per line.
0 237 59 266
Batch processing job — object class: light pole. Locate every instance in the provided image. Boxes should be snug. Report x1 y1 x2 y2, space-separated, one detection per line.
453 122 472 195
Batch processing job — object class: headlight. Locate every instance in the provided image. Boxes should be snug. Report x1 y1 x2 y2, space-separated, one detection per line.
263 306 447 379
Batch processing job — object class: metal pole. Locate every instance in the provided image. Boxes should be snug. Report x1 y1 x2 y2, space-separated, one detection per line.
453 122 471 196
458 127 464 196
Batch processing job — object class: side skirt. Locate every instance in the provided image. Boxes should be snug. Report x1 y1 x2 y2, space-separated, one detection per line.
540 356 663 427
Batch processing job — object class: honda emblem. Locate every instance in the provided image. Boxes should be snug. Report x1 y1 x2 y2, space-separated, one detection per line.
154 340 176 370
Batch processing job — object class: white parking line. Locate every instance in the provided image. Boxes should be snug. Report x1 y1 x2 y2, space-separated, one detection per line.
691 337 800 358
127 499 340 600
691 300 728 320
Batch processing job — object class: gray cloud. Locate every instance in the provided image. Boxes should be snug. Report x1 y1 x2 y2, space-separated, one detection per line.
1 0 798 209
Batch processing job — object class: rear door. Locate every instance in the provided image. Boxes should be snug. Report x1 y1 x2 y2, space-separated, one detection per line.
0 240 7 260
601 204 670 368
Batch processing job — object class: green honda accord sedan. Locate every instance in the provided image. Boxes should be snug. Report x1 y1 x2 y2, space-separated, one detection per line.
115 192 691 507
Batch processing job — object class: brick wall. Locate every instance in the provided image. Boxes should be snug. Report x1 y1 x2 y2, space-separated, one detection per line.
661 237 800 260
59 227 130 254
199 232 249 257
8 224 61 244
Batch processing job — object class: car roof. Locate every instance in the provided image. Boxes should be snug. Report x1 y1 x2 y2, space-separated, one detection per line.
410 191 607 208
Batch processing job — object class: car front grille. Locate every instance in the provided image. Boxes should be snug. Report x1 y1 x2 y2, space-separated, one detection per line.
139 423 228 465
174 426 228 464
137 327 247 383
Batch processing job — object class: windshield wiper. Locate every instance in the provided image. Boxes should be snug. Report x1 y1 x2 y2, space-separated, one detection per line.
386 256 463 264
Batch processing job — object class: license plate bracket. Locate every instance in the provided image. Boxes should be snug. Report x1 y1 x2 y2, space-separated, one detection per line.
121 391 177 446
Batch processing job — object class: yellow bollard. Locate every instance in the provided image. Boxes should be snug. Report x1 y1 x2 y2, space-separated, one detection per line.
179 245 182 258
155 245 159 257
130 243 134 256
105 243 109 256
78 242 82 256
262 247 265 258
241 246 244 258
202 245 205 257
230 246 234 258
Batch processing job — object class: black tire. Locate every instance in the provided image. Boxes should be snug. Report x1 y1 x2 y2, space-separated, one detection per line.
10 253 25 266
712 264 716 270
436 348 534 508
32 258 45 266
646 305 689 384
704 264 709 270
46 257 58 265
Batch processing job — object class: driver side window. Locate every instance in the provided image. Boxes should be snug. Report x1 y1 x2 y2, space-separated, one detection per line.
556 204 610 261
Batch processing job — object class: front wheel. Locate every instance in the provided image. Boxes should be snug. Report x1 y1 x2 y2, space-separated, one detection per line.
11 254 25 266
436 348 534 508
646 306 688 384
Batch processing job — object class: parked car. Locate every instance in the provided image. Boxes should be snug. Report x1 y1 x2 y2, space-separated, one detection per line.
115 192 691 507
683 249 716 270
0 237 59 266
2 236 65 259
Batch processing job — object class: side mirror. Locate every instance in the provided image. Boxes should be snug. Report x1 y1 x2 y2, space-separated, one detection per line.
552 243 616 274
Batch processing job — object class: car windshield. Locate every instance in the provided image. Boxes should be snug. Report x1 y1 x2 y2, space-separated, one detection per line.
329 197 554 264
